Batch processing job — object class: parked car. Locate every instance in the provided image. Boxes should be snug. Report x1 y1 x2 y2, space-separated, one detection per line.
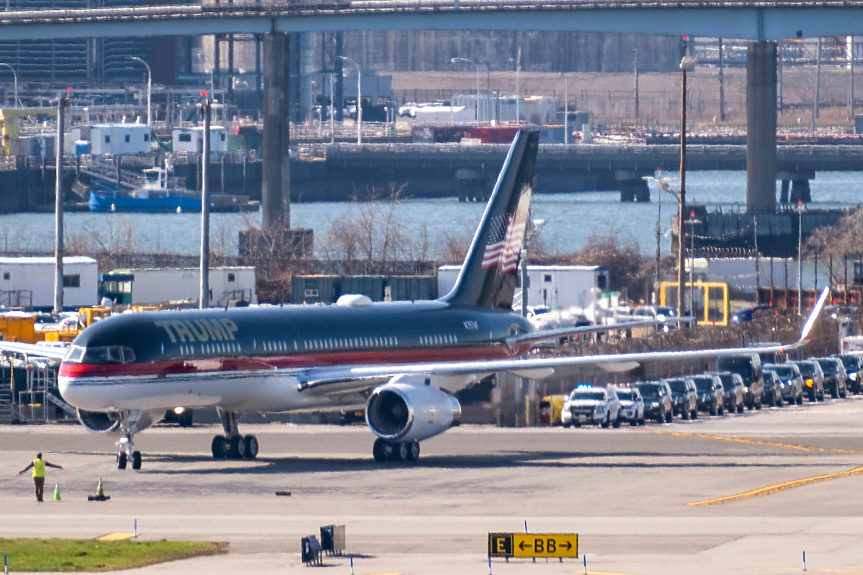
664 377 698 420
730 303 772 324
635 381 674 423
763 363 804 405
814 357 847 398
837 355 863 394
691 374 725 416
791 360 825 401
761 369 784 407
713 371 745 414
715 353 764 410
613 387 645 426
563 386 622 428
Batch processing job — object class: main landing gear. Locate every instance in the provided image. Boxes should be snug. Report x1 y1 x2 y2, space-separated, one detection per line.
372 438 420 463
211 409 258 460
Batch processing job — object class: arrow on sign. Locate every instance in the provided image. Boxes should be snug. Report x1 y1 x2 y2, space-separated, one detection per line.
562 541 572 551
519 541 530 551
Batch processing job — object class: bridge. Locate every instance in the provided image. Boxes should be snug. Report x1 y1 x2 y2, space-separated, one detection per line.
2 1 863 40
0 2 861 227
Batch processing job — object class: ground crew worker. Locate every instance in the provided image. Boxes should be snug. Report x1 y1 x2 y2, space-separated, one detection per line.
16 453 67 502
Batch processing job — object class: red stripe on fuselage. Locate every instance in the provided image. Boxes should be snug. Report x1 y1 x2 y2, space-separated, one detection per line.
59 344 530 379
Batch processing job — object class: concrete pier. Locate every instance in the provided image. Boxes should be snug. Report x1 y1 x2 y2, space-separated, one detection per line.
261 32 291 230
746 41 778 214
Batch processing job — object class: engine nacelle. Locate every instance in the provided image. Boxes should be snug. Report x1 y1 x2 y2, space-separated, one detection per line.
77 409 121 433
76 409 160 435
366 376 462 443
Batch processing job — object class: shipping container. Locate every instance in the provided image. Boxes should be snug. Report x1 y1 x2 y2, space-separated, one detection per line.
291 275 436 305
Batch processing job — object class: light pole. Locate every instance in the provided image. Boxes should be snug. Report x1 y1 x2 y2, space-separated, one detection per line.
338 55 361 145
129 56 151 125
509 47 521 124
451 57 480 124
677 54 699 319
797 200 805 315
0 62 18 108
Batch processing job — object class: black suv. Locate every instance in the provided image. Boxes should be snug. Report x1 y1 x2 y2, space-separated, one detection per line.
635 381 674 423
691 374 725 416
792 360 825 402
664 377 698 420
713 371 745 414
815 357 848 399
838 355 863 394
715 354 764 410
762 370 784 407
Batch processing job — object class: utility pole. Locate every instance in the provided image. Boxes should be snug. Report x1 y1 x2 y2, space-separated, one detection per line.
815 37 823 121
718 38 726 121
53 93 69 314
199 92 212 309
633 48 639 121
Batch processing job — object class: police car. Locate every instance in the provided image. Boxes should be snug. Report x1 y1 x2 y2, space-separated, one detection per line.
562 385 622 428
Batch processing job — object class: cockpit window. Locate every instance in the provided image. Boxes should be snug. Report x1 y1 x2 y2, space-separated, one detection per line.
65 345 85 363
77 345 135 364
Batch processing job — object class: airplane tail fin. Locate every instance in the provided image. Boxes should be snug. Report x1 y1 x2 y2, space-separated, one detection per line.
441 130 540 311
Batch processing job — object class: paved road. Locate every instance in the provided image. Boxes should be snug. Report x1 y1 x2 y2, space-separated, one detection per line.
2 397 863 574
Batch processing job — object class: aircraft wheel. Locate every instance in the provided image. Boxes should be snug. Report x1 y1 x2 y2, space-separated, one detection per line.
244 435 259 460
211 436 227 459
117 451 127 470
372 438 387 462
406 441 420 462
691 409 698 420
131 451 142 470
390 442 409 462
230 435 247 459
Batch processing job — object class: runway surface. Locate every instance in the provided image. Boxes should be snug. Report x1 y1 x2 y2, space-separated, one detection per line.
3 397 863 574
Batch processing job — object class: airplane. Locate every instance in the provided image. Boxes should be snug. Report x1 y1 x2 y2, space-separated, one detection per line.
0 131 829 470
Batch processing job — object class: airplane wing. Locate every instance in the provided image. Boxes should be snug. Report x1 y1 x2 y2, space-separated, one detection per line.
296 287 829 393
506 317 696 348
0 340 69 360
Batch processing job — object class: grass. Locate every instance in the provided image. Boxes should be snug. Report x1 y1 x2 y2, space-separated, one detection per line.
0 539 225 572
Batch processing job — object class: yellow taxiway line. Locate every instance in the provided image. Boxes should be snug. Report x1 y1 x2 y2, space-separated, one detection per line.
688 466 863 506
645 429 863 455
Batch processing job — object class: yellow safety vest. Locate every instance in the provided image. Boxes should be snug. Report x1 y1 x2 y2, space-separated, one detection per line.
32 458 45 478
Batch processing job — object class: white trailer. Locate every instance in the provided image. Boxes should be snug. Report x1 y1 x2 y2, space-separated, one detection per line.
72 124 153 155
172 126 228 154
101 267 256 306
438 264 609 310
0 256 98 310
412 106 475 124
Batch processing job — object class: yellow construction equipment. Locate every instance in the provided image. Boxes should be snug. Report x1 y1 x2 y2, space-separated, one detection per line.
659 281 731 326
0 107 58 156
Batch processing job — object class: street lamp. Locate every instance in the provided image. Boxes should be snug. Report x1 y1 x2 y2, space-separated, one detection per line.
129 56 151 125
338 55 362 145
0 62 19 108
677 53 699 319
451 57 480 124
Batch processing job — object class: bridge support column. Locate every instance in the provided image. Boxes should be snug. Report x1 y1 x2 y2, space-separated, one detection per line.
261 31 291 230
777 171 815 204
746 41 777 214
616 170 651 202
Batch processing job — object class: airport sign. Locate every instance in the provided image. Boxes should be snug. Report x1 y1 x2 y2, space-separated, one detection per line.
488 533 578 558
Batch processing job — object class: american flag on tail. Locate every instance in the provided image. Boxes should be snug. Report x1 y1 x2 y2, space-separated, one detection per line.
481 212 526 275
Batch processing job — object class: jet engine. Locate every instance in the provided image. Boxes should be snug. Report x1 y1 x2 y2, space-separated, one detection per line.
366 375 462 443
77 409 160 435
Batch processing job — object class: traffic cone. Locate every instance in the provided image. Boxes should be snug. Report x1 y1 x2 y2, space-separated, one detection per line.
88 478 110 501
53 482 61 501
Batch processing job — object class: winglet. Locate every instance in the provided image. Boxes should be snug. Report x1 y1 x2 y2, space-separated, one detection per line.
801 286 830 341
775 286 830 354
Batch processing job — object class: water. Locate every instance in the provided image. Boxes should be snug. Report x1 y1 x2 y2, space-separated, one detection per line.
2 170 863 259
